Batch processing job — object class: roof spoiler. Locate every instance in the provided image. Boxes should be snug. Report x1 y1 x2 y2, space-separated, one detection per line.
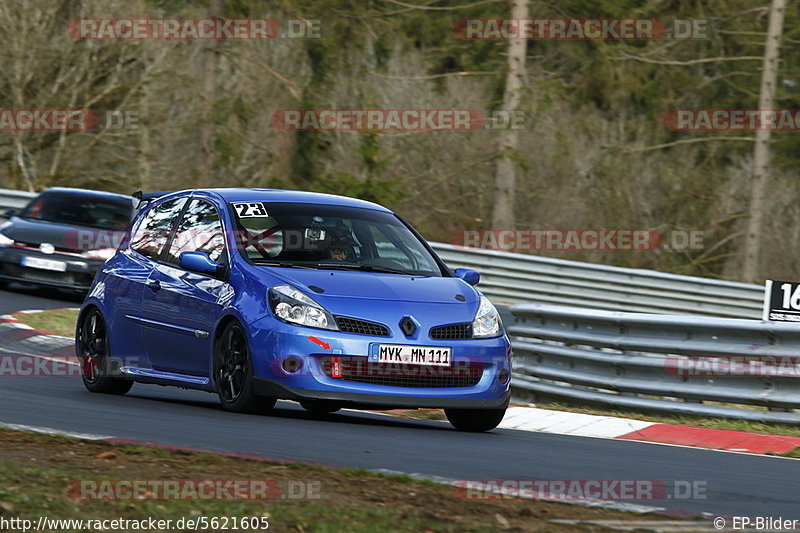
132 190 177 210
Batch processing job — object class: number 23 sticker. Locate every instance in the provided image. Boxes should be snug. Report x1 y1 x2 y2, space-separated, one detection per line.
233 202 268 218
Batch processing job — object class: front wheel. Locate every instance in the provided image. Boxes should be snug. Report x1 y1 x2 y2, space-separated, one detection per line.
78 309 133 395
214 322 276 414
444 404 507 432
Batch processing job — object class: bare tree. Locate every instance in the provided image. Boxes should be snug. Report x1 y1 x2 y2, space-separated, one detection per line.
198 0 224 187
490 0 528 229
742 0 786 282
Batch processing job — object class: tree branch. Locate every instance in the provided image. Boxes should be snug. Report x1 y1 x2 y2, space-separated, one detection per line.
370 71 497 80
605 136 755 153
611 53 764 66
379 0 503 11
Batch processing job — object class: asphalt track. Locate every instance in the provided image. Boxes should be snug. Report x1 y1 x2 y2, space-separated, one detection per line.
1 283 799 521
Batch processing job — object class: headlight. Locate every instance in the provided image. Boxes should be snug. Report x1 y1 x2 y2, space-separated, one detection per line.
0 233 13 246
81 248 116 261
472 294 502 338
268 284 338 330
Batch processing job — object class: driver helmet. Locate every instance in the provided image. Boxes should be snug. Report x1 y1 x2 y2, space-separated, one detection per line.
327 228 357 260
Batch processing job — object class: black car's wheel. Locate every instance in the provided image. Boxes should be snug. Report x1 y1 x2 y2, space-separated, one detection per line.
299 400 341 414
444 403 508 432
78 309 133 395
214 322 276 413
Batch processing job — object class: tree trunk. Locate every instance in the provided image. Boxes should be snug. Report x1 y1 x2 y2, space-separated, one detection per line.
198 0 223 187
490 0 528 230
742 0 785 282
139 81 153 192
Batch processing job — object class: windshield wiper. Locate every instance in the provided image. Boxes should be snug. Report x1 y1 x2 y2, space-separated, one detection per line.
314 263 412 275
251 260 317 269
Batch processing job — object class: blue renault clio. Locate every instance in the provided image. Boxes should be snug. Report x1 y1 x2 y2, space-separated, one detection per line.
77 188 511 431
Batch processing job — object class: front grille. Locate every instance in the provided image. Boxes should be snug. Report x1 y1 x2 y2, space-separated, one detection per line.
320 356 483 388
430 323 473 340
14 241 80 255
335 316 390 337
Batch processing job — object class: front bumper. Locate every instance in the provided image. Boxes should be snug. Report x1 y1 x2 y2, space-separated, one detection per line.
0 245 102 291
248 313 512 409
253 377 511 409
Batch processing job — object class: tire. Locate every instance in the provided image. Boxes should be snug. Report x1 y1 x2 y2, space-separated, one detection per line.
214 321 276 414
445 403 508 432
78 309 133 395
299 400 341 414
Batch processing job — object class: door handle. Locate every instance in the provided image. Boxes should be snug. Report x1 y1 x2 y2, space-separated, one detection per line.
146 280 161 291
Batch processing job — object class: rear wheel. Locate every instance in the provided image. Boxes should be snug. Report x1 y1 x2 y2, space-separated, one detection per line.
214 322 276 413
299 400 341 414
444 403 508 432
78 309 133 395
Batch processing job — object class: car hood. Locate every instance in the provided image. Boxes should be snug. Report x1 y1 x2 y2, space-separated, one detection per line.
0 216 120 252
263 267 478 304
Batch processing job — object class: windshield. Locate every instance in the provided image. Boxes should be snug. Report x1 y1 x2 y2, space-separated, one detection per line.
231 202 443 276
20 192 132 230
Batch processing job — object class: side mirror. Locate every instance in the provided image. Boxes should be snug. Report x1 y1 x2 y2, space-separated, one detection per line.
453 268 480 286
2 208 18 219
179 251 225 276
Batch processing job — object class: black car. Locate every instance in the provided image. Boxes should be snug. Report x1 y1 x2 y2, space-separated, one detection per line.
0 188 133 292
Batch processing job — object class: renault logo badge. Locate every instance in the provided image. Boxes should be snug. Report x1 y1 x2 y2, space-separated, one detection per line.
399 316 417 337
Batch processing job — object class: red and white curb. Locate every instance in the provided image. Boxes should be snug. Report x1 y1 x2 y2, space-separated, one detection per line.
0 309 78 366
499 406 800 455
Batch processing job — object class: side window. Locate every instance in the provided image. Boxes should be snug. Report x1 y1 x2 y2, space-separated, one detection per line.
367 223 428 271
164 199 226 266
130 198 186 261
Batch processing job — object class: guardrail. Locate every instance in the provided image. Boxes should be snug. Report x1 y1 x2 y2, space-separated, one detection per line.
509 304 800 423
0 188 36 213
431 243 763 319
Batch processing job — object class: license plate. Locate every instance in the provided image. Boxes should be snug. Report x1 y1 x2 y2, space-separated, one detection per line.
21 256 67 272
370 344 451 366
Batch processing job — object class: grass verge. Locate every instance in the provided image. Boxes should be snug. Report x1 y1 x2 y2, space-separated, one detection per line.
0 428 669 532
13 308 79 338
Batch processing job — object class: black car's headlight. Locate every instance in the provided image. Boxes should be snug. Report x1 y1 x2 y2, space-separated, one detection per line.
0 224 13 246
80 248 117 261
472 294 502 338
268 284 338 330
